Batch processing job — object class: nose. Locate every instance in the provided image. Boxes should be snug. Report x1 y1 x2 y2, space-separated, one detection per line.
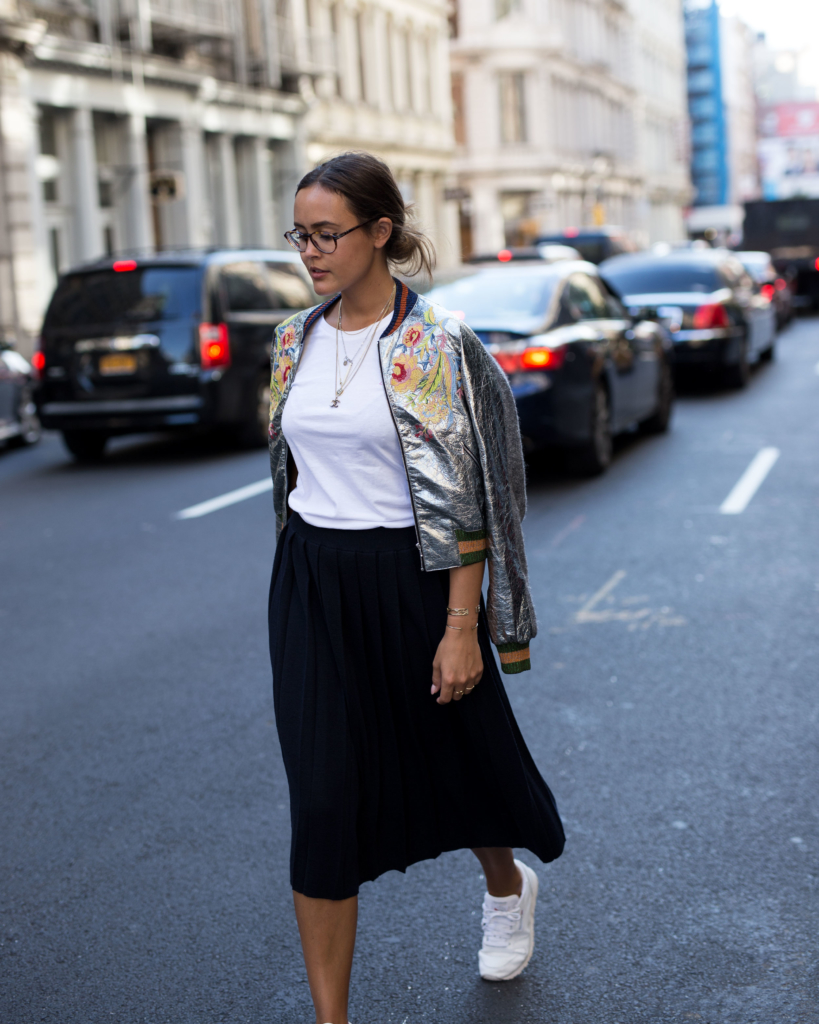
303 236 326 258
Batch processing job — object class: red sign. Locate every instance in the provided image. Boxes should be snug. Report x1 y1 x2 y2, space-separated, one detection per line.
760 103 819 138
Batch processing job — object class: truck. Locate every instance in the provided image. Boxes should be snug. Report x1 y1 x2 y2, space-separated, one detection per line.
742 199 819 311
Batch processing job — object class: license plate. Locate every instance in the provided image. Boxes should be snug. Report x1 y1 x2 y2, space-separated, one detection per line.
99 353 137 376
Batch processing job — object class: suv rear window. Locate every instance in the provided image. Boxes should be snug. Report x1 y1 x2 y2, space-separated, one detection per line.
221 261 313 312
45 267 201 328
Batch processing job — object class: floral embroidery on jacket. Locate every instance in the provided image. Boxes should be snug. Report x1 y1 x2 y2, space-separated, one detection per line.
269 321 299 424
388 307 461 434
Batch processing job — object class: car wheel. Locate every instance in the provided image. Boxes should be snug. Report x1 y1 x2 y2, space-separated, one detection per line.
62 430 108 462
760 341 775 363
233 371 271 449
570 381 612 476
724 338 750 389
8 385 41 447
640 359 674 435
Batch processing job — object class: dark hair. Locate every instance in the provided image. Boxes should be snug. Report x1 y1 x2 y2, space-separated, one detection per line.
296 151 436 279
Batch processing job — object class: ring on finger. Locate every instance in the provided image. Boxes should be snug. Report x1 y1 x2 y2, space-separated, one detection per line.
454 689 464 695
465 685 475 692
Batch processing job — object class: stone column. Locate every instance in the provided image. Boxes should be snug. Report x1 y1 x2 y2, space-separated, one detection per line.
125 112 153 251
70 107 102 262
245 136 274 247
180 122 209 246
217 133 241 248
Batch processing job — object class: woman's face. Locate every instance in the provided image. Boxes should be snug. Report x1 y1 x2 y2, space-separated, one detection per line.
292 184 392 295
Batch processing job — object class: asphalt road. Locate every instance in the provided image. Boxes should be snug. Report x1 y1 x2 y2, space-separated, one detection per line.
2 317 818 1024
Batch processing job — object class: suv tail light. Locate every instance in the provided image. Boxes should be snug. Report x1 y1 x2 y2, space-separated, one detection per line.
491 344 566 374
521 345 566 370
760 283 775 300
31 347 46 379
692 303 729 330
199 323 231 369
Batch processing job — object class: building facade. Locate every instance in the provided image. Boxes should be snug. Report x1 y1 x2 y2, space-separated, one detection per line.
683 0 758 238
0 0 314 354
302 0 459 270
449 0 691 257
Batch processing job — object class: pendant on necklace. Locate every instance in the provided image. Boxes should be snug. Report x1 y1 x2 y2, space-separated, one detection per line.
330 398 340 408
343 358 351 366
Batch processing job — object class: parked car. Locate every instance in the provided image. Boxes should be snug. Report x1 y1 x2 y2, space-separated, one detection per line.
426 261 674 475
536 227 636 264
0 341 41 449
599 249 777 388
736 250 794 330
36 249 317 461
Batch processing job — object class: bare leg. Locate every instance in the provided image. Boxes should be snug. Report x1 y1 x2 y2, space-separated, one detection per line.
471 848 523 897
293 891 357 1024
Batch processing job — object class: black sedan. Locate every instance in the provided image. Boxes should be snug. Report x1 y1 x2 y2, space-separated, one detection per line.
426 261 673 475
0 342 40 450
600 250 777 388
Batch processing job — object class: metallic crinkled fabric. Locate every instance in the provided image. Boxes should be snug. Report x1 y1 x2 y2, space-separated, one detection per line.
268 285 537 656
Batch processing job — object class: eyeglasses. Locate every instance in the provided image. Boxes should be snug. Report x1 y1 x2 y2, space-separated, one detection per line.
283 217 380 255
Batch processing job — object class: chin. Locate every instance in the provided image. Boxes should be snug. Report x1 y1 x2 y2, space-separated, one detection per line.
311 277 337 296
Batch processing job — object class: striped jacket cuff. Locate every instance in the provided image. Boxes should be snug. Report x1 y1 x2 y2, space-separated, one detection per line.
496 642 531 674
456 528 488 566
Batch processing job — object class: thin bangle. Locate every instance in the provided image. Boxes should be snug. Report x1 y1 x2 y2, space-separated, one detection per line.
447 606 480 617
446 623 478 632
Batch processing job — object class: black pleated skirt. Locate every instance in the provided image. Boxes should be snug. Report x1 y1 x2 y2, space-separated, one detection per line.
268 512 565 900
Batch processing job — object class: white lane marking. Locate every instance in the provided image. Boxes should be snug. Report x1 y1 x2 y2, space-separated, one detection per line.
551 514 586 548
176 477 272 519
720 447 780 515
575 570 627 622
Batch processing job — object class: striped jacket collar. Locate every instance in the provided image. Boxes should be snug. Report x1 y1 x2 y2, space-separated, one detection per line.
301 278 419 340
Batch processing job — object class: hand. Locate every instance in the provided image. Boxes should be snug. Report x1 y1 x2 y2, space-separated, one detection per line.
432 627 484 705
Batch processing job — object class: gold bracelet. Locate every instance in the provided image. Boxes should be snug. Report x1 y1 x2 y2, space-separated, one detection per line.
446 623 478 632
447 606 480 617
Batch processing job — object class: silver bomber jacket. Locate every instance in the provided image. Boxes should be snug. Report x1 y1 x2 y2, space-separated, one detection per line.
268 279 536 673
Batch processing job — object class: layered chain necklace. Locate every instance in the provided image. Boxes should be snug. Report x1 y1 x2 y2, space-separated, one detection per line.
331 285 395 408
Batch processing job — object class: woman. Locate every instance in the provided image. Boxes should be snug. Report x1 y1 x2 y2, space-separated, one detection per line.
268 152 564 1024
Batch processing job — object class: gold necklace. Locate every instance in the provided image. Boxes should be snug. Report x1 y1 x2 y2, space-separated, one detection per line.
331 286 395 408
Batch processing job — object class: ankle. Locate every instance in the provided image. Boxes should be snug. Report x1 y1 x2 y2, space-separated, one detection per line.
486 866 522 899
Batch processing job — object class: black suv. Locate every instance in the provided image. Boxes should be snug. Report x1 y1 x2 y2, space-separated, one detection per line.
36 249 316 460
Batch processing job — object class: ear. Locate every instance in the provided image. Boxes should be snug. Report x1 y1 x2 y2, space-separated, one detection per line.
372 217 393 251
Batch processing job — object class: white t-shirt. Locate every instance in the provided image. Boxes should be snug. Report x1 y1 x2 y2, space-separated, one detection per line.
281 310 416 530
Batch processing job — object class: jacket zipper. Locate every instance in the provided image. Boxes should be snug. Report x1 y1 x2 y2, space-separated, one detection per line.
376 336 425 569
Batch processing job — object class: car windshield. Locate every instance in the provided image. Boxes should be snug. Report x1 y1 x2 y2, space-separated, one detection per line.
601 260 723 295
45 266 202 327
426 269 560 333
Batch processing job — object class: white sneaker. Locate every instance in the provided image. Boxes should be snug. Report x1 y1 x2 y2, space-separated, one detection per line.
478 859 539 981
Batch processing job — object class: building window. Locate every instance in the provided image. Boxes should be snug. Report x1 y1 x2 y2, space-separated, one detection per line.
452 72 466 146
499 73 526 144
496 0 522 19
404 29 413 112
355 12 367 103
49 227 61 276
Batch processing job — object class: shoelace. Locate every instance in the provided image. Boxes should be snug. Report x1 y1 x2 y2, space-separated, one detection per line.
481 905 522 948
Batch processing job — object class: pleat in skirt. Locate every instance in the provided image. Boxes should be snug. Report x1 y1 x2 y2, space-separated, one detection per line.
268 512 565 901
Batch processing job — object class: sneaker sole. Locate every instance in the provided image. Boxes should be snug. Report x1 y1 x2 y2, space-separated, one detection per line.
480 859 539 982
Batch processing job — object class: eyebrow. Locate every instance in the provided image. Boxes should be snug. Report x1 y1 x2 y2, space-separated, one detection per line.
292 220 341 231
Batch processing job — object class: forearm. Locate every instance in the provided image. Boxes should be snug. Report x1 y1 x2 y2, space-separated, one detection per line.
446 560 485 631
